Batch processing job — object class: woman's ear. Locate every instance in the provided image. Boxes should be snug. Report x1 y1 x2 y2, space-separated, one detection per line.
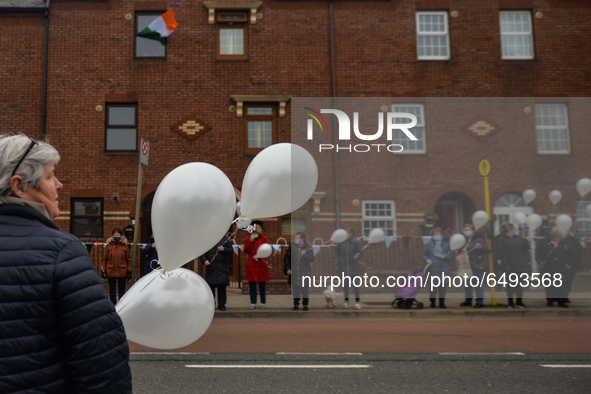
9 175 27 198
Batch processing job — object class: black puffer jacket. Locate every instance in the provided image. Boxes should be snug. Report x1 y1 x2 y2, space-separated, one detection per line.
200 236 234 287
0 204 132 393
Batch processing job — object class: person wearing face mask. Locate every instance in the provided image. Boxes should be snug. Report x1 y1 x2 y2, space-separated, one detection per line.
101 228 132 304
422 227 453 308
244 220 270 309
536 226 581 308
458 223 490 308
284 232 315 310
495 222 530 308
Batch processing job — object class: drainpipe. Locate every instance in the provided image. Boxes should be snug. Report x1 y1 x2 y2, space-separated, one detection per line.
329 0 340 228
42 2 50 141
0 4 49 140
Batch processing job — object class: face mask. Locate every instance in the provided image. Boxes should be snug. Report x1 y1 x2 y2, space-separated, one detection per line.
432 235 442 242
113 236 122 243
253 234 259 239
294 239 300 245
463 230 473 237
550 233 560 240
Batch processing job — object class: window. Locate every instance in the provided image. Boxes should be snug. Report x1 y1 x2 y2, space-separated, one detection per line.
416 11 450 60
535 104 570 154
500 11 534 59
492 193 532 236
362 200 396 238
217 11 248 60
391 103 426 153
244 104 276 151
136 13 167 58
71 198 103 238
106 104 137 152
576 201 591 238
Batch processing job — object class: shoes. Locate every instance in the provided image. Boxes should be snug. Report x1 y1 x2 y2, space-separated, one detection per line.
515 302 527 309
558 302 569 308
460 301 472 307
430 302 437 308
249 304 255 310
507 300 515 309
292 306 299 311
303 306 309 311
439 303 446 309
355 303 362 309
547 300 555 307
259 304 266 309
343 302 350 308
218 306 226 311
473 303 484 308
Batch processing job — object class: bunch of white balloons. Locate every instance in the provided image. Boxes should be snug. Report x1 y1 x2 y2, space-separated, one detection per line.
116 143 318 349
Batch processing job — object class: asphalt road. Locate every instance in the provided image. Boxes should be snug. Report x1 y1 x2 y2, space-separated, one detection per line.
130 352 591 393
129 319 591 392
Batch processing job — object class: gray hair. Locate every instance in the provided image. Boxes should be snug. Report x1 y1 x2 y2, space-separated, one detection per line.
0 134 60 200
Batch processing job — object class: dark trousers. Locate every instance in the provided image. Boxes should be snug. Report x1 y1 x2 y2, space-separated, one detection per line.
249 281 266 305
209 283 227 308
108 277 126 304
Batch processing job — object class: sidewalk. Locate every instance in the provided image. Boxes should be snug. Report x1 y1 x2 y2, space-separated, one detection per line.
214 288 591 321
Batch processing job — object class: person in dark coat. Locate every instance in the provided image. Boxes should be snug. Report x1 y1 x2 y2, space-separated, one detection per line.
495 222 531 308
335 228 364 309
201 230 234 311
284 232 315 310
458 223 490 308
244 220 270 309
143 234 161 275
422 227 453 308
0 134 131 393
536 227 582 308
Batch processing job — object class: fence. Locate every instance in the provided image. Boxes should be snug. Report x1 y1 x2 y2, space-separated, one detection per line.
84 237 590 293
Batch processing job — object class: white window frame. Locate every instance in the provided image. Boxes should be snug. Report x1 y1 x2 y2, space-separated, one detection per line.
362 200 396 238
391 103 426 154
492 193 533 236
416 11 450 60
535 104 570 154
499 11 534 60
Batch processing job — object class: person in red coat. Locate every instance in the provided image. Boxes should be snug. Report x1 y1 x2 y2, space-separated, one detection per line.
101 228 132 304
244 220 270 309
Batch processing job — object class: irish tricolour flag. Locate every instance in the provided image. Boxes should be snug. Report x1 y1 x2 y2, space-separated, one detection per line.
137 10 178 40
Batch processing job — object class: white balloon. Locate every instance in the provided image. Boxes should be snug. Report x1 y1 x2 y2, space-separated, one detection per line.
331 229 348 244
527 214 542 230
367 228 385 244
449 233 466 251
151 163 236 272
576 178 591 198
549 190 562 205
254 243 273 259
471 210 489 230
514 212 527 225
522 189 536 205
586 204 591 219
240 143 318 219
116 269 215 350
555 214 573 236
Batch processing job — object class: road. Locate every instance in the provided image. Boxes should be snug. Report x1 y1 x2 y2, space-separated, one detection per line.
128 319 591 392
130 353 591 393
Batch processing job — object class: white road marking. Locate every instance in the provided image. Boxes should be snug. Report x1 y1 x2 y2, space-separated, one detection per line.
185 364 371 369
540 365 591 368
132 352 210 355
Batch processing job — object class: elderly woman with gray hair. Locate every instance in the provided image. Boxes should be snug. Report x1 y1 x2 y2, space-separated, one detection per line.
0 134 132 393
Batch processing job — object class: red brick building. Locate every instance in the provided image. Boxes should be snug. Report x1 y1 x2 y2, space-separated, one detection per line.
1 0 590 282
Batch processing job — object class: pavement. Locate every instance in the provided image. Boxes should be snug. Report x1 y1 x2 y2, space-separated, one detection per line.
213 288 591 321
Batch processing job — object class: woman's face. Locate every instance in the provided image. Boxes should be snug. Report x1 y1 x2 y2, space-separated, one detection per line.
20 162 63 219
507 226 517 236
